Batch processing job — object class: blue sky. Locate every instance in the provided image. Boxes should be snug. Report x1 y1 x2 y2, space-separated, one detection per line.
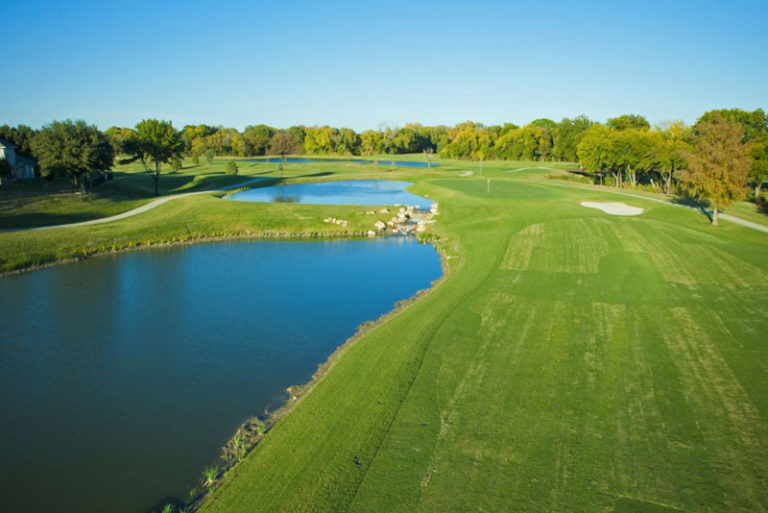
3 0 767 131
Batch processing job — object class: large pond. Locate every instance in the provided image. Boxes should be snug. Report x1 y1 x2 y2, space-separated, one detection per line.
229 179 433 209
245 157 438 168
0 239 442 513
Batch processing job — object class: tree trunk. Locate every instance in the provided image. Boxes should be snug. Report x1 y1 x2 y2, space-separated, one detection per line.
665 173 672 195
713 205 719 226
756 183 762 201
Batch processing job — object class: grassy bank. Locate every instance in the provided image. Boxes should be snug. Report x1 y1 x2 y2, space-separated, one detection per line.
199 165 768 512
1 158 767 512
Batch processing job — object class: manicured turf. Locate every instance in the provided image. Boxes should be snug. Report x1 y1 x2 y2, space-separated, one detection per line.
1 158 767 512
198 164 768 513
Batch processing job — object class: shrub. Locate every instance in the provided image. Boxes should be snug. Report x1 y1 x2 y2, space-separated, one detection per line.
205 149 215 164
170 157 183 173
226 160 239 175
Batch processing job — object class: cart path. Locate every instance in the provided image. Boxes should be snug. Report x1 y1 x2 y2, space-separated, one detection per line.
0 177 266 233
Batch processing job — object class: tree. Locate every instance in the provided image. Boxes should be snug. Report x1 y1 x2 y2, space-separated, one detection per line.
103 126 136 155
0 124 37 158
652 122 690 194
268 131 301 174
121 119 185 195
577 125 614 184
31 120 114 191
243 124 276 156
607 114 650 131
226 159 239 175
697 108 768 200
678 114 752 226
553 116 593 162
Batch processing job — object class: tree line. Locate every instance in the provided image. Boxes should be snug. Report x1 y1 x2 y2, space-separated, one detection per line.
1 109 765 219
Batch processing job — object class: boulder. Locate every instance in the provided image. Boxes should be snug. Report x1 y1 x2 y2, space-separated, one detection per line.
367 230 377 237
374 221 387 231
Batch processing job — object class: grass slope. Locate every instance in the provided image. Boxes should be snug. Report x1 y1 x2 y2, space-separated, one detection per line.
201 166 768 512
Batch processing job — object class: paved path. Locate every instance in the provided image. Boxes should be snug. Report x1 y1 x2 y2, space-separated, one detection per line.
0 177 265 234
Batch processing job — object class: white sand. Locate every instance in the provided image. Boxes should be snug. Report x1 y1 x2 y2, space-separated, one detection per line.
459 171 473 176
580 201 644 216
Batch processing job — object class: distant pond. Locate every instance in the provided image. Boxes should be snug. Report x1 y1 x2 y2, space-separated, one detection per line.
229 179 434 210
245 157 438 168
0 239 442 513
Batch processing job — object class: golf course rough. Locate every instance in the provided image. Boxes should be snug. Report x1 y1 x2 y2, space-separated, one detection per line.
199 170 768 513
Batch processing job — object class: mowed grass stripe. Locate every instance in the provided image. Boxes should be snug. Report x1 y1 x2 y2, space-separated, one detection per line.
202 174 768 512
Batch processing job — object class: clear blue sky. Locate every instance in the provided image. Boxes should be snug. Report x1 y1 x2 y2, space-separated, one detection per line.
3 0 767 131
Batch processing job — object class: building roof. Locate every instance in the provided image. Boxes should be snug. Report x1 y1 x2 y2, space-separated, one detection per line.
0 138 19 149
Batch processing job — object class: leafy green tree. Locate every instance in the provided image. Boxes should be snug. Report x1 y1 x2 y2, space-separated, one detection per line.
0 124 37 158
577 125 615 184
303 126 338 154
268 131 301 174
226 159 239 175
553 116 593 162
31 119 114 191
336 128 360 155
103 126 136 155
607 114 650 131
360 130 386 155
121 119 185 195
652 122 691 194
243 124 276 156
171 157 183 173
205 149 215 164
287 126 306 146
749 136 768 199
696 108 767 140
678 114 752 226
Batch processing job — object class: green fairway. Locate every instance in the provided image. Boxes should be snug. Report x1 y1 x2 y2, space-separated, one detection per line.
1 159 767 512
196 166 768 513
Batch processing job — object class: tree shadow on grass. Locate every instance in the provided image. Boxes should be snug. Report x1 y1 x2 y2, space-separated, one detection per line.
671 195 712 222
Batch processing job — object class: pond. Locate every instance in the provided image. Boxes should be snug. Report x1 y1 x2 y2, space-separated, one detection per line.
0 238 442 513
229 179 434 210
245 157 438 168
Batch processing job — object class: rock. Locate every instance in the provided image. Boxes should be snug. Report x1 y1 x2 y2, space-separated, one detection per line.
374 221 387 231
367 230 377 237
366 211 375 215
378 208 390 213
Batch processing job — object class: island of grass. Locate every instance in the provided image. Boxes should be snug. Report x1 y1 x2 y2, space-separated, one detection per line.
1 158 767 512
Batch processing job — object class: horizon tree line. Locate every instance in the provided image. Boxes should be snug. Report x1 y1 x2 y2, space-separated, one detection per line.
1 109 765 222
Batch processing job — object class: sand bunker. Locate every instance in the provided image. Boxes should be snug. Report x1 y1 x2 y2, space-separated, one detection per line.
459 171 473 176
580 201 644 216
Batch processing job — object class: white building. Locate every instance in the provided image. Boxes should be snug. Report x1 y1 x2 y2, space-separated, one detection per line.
0 138 36 181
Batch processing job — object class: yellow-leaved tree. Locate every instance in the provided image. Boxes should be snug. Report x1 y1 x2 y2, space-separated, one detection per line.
678 114 752 226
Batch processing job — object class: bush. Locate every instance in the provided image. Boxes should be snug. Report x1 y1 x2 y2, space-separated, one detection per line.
192 155 200 166
226 160 239 175
170 157 183 173
205 149 215 164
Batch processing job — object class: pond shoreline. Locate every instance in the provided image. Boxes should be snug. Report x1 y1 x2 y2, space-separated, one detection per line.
184 238 451 512
0 230 375 278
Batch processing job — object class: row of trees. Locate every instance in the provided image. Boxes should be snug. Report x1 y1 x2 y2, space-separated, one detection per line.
2 109 765 208
576 110 768 200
